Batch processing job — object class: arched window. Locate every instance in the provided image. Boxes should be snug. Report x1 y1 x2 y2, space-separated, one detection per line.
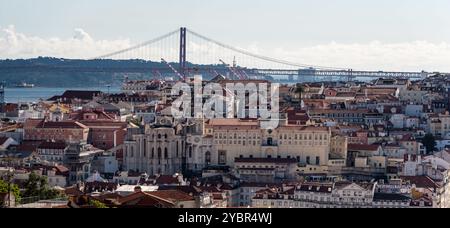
176 142 179 157
151 148 155 158
205 151 211 165
267 137 273 146
164 148 168 159
158 148 162 159
158 134 162 139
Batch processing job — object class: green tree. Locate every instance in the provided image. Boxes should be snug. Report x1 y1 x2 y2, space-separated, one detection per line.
89 200 108 208
295 83 305 100
22 172 61 200
422 133 437 155
0 179 21 203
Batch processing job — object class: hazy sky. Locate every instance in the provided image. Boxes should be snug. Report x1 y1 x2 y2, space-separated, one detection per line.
1 0 450 71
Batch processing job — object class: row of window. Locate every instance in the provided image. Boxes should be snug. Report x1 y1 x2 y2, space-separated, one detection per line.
279 134 328 141
38 151 64 155
127 147 170 159
313 113 364 118
40 156 63 161
214 133 329 141
215 140 258 146
214 140 327 146
238 165 286 169
254 197 372 208
216 133 260 140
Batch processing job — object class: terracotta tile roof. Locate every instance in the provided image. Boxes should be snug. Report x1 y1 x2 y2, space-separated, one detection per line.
80 121 127 128
0 137 9 145
17 140 43 152
23 119 44 128
255 188 278 195
38 141 67 150
398 134 415 142
61 90 102 100
54 165 69 175
24 119 88 129
70 110 116 121
212 193 224 200
400 176 440 189
39 121 88 129
64 186 84 196
3 103 18 112
219 183 235 191
119 190 195 207
155 175 180 185
118 191 175 208
286 109 310 124
253 188 282 199
147 190 195 202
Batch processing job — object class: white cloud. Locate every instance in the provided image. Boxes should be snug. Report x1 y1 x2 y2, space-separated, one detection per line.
0 25 449 72
266 41 450 72
0 25 132 59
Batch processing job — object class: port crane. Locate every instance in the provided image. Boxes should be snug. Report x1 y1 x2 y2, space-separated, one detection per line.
219 59 245 80
240 70 250 79
232 56 249 80
161 58 186 81
208 68 221 78
232 56 246 79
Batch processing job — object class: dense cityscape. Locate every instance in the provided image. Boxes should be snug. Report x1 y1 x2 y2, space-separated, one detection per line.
2 73 450 208
1 1 450 215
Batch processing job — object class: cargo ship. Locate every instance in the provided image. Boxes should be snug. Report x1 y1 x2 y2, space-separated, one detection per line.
14 82 35 88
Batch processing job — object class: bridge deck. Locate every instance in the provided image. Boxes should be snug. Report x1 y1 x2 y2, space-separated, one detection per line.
253 69 427 78
0 65 433 79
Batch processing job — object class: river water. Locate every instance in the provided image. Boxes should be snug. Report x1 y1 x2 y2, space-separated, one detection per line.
4 86 122 103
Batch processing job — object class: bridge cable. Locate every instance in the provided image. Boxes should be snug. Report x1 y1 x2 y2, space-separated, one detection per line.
91 29 180 60
186 29 349 71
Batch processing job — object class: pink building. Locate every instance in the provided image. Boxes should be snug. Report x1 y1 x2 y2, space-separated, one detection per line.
81 121 127 150
23 119 89 142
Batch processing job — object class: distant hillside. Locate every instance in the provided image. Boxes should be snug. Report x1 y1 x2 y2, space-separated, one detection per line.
0 57 217 87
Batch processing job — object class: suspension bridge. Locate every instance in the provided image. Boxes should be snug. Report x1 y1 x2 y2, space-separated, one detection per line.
92 27 431 82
